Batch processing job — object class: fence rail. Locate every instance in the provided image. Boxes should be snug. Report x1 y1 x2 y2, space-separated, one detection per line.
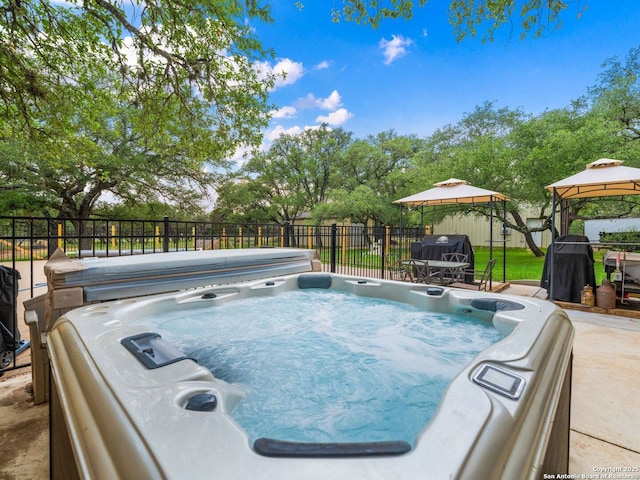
0 215 426 375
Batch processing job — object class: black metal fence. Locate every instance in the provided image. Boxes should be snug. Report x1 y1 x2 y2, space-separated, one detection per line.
0 215 426 375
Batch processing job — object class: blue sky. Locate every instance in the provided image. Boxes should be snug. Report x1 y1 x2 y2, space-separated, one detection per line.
252 1 640 146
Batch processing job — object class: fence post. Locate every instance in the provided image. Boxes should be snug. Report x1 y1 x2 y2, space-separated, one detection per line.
341 226 346 266
46 218 55 258
385 226 391 256
330 223 337 273
163 216 170 252
57 223 63 251
77 219 82 258
283 222 290 247
29 218 35 296
307 226 312 249
381 227 387 278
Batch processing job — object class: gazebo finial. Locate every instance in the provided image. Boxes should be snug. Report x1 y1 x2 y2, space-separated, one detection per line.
587 158 623 169
433 178 470 187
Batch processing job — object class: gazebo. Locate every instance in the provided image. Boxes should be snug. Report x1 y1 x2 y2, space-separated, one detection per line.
393 178 510 283
545 158 640 300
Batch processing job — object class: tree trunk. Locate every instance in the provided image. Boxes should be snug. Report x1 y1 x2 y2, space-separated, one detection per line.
509 209 546 257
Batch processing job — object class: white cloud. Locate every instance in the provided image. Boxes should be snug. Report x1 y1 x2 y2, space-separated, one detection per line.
255 57 304 89
271 58 304 87
379 35 413 65
265 124 330 142
296 93 320 109
315 108 353 126
296 90 343 110
265 125 304 141
270 106 297 119
313 60 330 70
319 90 342 110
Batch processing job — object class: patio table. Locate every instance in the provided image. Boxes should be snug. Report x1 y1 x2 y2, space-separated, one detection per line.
401 259 469 285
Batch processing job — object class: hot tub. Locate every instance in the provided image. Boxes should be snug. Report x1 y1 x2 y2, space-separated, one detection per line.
47 273 574 479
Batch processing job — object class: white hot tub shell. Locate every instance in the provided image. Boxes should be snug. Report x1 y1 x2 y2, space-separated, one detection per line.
47 273 574 480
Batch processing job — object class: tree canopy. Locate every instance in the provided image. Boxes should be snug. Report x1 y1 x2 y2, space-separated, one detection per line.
330 0 581 41
314 131 424 226
1 0 277 217
215 126 352 224
0 0 617 240
1 1 274 135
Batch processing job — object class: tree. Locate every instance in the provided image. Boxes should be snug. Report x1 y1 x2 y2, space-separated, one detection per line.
405 102 561 254
314 131 423 226
218 126 353 224
94 199 208 222
2 0 584 139
212 170 289 224
330 0 581 41
518 46 640 238
2 0 588 221
1 1 276 219
1 1 274 138
220 152 309 225
437 103 555 254
0 66 227 219
588 46 640 142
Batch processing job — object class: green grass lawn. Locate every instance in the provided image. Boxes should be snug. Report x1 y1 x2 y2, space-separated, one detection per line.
308 245 610 285
474 247 545 282
474 247 608 284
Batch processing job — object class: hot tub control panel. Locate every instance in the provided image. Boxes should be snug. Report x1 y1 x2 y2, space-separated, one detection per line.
472 364 525 400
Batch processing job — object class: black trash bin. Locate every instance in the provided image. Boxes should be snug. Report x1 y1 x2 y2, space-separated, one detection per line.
0 266 22 369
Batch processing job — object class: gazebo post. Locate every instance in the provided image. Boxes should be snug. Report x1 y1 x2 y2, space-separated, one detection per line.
489 196 494 290
399 204 403 252
503 200 507 282
549 188 557 301
561 198 570 236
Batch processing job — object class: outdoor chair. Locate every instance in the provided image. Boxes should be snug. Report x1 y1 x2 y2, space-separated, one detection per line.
441 252 468 262
391 257 429 283
450 258 497 291
441 252 469 283
399 258 420 282
385 254 403 281
386 254 416 282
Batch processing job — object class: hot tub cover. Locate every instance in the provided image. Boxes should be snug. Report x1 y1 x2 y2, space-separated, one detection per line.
45 248 316 302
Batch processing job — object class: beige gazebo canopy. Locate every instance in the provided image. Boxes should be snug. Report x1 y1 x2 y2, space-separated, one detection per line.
393 178 510 284
393 178 510 206
545 158 640 199
545 158 640 301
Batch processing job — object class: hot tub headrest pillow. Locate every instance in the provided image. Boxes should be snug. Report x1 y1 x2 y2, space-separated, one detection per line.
470 298 525 312
298 274 333 290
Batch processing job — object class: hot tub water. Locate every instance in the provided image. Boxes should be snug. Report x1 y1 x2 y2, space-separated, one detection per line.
137 289 504 446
